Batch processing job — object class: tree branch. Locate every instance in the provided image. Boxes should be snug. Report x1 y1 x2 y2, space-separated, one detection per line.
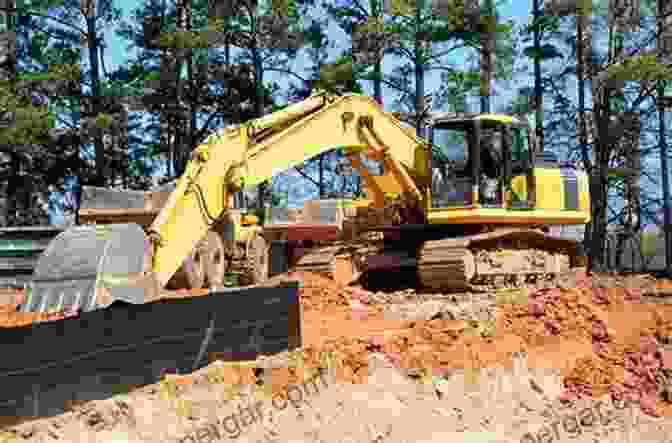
427 45 466 60
351 0 370 19
262 67 308 84
387 45 414 60
194 110 222 143
26 11 86 35
293 165 319 188
367 75 411 95
99 43 109 79
425 65 461 73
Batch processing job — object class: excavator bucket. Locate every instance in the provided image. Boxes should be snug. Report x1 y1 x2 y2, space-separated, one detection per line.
19 223 160 314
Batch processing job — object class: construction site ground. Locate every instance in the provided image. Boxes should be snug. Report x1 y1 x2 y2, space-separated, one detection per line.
4 271 672 442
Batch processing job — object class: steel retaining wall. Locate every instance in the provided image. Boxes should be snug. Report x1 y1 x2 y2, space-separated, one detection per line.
0 283 301 421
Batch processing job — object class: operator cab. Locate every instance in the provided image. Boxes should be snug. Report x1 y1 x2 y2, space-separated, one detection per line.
429 113 535 209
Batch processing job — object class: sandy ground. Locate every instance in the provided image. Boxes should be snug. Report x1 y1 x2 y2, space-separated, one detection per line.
3 271 672 442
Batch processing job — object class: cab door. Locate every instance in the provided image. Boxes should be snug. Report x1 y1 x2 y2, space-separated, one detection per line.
506 126 535 210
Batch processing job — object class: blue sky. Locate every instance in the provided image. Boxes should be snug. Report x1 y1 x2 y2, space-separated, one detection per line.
49 0 669 225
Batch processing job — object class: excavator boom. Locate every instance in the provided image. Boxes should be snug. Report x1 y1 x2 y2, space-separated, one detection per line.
24 92 428 311
149 93 426 287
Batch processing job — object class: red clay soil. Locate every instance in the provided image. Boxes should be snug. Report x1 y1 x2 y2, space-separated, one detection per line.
273 271 672 418
6 270 672 418
657 279 672 291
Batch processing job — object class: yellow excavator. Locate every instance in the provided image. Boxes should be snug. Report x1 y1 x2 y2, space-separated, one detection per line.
20 91 590 312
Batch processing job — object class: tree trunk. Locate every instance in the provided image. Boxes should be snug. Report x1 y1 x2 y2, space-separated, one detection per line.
579 10 594 262
175 0 185 176
318 153 324 197
588 170 605 271
588 106 611 272
185 0 196 167
370 0 383 105
373 61 382 105
414 17 424 138
481 0 495 114
253 45 264 118
86 16 106 186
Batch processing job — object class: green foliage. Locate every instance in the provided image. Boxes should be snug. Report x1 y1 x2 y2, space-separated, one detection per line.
94 113 114 130
315 56 363 94
157 29 210 49
524 15 561 38
0 82 55 146
523 44 563 61
606 55 672 84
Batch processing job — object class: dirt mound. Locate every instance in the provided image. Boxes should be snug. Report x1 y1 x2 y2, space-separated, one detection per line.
287 271 373 311
241 270 672 418
287 269 672 417
0 289 79 327
657 279 672 291
491 271 672 417
0 307 77 328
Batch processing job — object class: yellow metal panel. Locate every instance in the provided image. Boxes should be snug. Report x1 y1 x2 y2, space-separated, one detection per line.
151 155 229 287
351 199 373 208
238 225 258 243
247 95 327 131
369 174 404 195
414 144 429 181
242 95 424 188
577 171 591 216
427 207 590 225
474 114 521 125
534 168 563 210
507 175 528 205
241 214 258 226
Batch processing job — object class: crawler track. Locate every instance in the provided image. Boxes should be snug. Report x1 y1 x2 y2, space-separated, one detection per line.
418 229 578 292
292 240 385 282
289 228 581 293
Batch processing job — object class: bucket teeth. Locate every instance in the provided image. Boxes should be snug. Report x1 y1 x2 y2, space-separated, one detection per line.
23 223 153 313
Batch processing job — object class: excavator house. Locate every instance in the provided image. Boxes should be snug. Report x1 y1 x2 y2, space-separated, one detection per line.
21 92 590 313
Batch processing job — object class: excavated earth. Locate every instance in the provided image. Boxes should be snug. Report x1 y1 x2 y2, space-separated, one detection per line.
4 271 672 441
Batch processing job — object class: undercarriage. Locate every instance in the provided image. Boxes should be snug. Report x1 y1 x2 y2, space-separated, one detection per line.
290 226 579 293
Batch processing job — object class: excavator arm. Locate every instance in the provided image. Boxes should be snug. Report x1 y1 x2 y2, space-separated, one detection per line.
149 92 428 287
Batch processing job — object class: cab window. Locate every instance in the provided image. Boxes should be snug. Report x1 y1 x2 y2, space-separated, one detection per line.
431 126 469 170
